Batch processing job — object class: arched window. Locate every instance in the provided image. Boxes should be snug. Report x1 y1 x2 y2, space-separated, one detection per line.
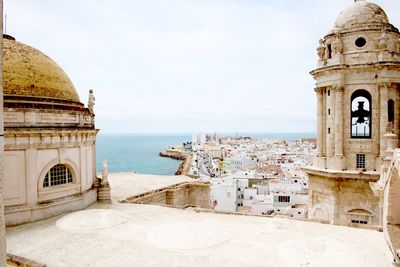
351 90 371 138
43 164 73 188
388 99 394 123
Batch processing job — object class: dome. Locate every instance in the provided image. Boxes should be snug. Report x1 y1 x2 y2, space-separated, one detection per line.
333 1 389 32
3 35 81 103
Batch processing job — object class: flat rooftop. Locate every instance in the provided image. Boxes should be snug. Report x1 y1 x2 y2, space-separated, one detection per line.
5 172 393 267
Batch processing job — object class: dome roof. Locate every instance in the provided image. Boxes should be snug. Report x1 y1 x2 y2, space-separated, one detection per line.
3 35 81 103
333 1 389 32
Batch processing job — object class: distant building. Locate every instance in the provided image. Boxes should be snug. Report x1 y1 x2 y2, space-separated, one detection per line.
204 144 222 159
230 156 256 173
192 133 206 151
210 178 238 212
222 158 231 173
233 171 263 206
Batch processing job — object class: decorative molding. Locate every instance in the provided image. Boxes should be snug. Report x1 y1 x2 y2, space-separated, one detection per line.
4 108 95 129
314 87 325 94
334 83 345 92
378 82 392 90
4 129 99 150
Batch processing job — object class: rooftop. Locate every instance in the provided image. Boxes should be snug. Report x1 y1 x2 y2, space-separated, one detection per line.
5 173 393 267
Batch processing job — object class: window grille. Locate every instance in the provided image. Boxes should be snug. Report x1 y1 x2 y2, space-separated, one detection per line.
277 196 291 203
351 220 367 224
43 164 73 188
356 154 366 169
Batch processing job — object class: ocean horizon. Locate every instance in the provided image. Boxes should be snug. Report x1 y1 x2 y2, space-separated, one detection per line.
96 132 316 175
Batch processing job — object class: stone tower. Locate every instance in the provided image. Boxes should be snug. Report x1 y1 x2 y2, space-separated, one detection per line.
303 0 400 227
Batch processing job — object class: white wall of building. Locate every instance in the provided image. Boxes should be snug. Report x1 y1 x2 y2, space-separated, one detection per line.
210 179 237 212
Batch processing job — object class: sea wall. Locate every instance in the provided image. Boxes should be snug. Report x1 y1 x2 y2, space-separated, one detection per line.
159 150 192 175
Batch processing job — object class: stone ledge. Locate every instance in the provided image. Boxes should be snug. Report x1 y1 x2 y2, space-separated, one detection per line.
7 253 46 267
302 165 380 180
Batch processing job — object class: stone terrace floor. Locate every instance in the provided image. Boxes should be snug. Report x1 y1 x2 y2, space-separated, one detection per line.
5 173 394 267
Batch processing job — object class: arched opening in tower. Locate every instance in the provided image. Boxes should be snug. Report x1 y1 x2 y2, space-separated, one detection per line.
351 90 372 138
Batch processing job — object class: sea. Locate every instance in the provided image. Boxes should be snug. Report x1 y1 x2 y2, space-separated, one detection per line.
96 133 316 175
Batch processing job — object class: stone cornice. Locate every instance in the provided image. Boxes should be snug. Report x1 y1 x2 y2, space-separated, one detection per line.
311 62 400 76
302 165 380 181
4 129 99 150
324 24 400 38
4 108 95 129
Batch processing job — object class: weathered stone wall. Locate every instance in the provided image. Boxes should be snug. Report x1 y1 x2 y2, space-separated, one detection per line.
188 184 211 209
124 182 210 209
133 190 167 205
166 187 188 207
377 149 400 264
308 174 380 226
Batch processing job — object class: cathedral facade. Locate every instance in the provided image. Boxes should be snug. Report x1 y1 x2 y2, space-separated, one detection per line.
303 0 400 228
2 34 100 226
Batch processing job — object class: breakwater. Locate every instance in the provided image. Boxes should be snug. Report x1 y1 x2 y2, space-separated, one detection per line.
159 150 192 175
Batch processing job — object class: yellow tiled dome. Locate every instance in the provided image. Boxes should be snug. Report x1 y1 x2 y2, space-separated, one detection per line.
3 35 80 103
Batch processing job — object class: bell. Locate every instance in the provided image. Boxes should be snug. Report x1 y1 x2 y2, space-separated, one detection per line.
355 101 366 124
356 116 366 124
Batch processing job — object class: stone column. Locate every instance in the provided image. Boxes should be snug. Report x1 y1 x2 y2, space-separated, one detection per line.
334 85 344 156
315 87 324 157
0 0 7 264
379 83 389 158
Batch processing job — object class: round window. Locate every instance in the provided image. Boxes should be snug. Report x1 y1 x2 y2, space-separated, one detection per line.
355 37 366 48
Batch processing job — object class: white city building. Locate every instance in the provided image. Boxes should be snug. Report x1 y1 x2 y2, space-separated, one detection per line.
192 133 206 151
210 178 238 212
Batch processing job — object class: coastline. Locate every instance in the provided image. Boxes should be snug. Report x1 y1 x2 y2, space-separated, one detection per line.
159 149 192 176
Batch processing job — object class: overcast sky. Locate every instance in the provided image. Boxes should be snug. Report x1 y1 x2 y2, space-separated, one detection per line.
4 0 400 134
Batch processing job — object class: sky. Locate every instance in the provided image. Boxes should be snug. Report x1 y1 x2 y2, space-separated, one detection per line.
4 0 400 134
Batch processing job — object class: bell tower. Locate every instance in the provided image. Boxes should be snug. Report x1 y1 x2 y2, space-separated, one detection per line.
303 0 400 227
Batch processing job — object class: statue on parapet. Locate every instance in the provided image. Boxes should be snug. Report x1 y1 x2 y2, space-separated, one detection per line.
317 39 325 60
97 160 111 203
102 160 109 184
88 89 95 114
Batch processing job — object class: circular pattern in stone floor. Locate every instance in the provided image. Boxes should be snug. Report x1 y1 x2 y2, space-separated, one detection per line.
56 209 128 233
147 221 234 251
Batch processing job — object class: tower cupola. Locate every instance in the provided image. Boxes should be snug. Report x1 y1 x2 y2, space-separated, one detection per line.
303 1 400 227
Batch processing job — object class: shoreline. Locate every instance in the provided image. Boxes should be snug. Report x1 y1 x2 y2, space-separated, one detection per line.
159 150 192 176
